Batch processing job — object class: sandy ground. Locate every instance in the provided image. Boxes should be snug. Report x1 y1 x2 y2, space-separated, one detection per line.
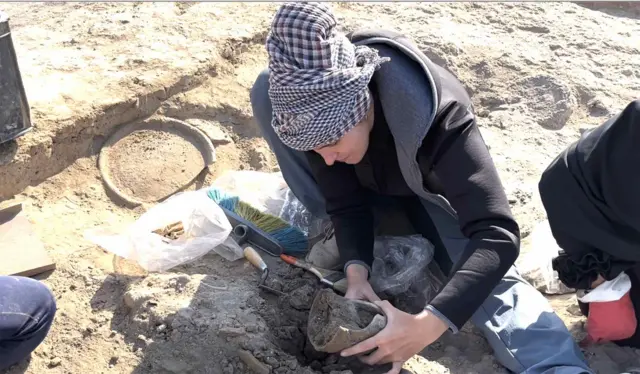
1 2 639 374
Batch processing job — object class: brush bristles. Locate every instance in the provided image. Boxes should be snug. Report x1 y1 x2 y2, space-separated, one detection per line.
271 227 308 253
206 187 309 254
235 201 289 232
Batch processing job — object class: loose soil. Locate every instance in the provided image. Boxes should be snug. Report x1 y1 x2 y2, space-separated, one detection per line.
1 2 639 374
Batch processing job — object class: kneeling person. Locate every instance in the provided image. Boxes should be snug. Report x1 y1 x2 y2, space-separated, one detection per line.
251 3 591 373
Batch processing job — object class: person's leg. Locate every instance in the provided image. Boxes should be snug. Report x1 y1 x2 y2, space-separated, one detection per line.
0 276 57 370
412 199 592 374
249 68 327 219
474 270 592 374
250 68 340 267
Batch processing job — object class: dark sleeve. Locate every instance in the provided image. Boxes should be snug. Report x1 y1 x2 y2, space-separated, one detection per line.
304 151 375 270
423 103 520 330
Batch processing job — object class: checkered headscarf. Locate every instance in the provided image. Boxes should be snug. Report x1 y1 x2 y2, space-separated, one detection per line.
266 2 390 151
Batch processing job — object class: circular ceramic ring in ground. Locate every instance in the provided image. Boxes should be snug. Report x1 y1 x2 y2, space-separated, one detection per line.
99 116 216 207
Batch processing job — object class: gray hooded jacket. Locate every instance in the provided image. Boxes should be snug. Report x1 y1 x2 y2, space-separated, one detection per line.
337 29 521 331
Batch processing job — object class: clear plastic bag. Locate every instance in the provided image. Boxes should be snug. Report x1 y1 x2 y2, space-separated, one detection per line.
518 220 574 295
85 190 239 272
210 170 324 237
578 272 632 303
369 235 443 314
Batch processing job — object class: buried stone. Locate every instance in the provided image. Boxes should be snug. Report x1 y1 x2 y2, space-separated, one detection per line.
307 289 387 354
254 267 396 373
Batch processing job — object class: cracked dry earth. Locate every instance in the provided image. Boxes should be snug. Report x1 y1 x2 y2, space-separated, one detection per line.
0 2 639 374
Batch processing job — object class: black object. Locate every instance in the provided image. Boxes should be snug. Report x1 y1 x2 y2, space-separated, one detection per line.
0 11 32 144
224 208 284 257
539 101 640 270
552 250 635 290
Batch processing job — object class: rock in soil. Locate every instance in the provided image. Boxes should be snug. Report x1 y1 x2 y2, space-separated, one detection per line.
307 289 387 354
238 349 271 374
48 357 62 368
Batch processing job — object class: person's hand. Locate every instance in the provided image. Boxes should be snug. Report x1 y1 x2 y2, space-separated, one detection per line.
341 300 449 374
344 263 381 302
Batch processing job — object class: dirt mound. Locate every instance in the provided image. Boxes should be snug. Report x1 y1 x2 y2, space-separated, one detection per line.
103 260 394 374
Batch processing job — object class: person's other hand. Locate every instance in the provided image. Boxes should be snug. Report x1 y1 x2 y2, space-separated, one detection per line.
341 300 449 374
344 263 381 302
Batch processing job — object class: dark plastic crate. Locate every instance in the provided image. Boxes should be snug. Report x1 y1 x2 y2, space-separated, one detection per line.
0 11 32 144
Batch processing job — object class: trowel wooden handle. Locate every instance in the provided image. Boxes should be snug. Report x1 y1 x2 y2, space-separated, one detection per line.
244 246 268 272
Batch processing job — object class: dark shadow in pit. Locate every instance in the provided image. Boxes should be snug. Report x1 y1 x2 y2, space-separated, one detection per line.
574 2 640 20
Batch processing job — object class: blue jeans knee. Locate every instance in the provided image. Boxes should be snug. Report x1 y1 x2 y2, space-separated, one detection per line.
0 276 57 370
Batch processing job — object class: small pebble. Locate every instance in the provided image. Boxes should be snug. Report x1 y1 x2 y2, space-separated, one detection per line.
288 360 298 369
265 356 279 367
48 357 62 368
171 330 182 342
245 324 258 333
219 326 246 337
237 349 270 374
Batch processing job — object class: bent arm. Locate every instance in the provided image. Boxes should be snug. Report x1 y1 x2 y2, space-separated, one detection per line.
423 103 520 331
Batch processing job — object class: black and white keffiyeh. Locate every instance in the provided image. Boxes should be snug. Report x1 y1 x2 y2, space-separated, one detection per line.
265 2 389 151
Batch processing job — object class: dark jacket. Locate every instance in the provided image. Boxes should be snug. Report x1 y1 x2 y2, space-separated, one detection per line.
540 100 640 289
305 28 520 332
540 100 640 347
